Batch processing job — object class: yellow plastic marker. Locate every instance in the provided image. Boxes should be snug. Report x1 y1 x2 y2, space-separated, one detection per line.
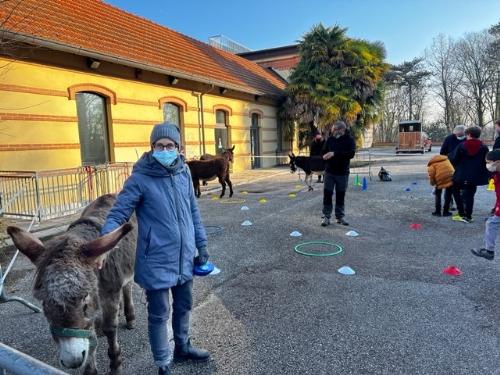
241 191 248 195
259 198 268 204
295 185 302 189
211 196 220 201
288 193 297 198
488 179 495 191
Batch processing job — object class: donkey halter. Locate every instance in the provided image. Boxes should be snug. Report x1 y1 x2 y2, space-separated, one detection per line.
50 327 98 351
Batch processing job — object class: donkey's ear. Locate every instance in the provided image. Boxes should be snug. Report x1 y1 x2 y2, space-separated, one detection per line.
7 226 45 263
81 223 133 259
230 145 235 151
288 152 294 159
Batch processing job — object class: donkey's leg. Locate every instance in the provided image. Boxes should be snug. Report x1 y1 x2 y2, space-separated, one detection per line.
308 174 314 191
225 174 233 197
102 291 123 374
123 281 136 330
193 178 200 198
83 350 97 375
218 176 227 198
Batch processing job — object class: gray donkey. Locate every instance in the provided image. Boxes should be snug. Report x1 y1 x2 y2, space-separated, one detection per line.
7 194 136 374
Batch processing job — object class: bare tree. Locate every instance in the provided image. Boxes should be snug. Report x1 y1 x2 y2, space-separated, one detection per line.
455 31 496 127
425 34 462 132
488 21 500 122
385 58 431 120
374 84 406 142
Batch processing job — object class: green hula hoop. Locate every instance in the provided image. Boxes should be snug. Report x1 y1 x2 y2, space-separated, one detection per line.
294 241 344 257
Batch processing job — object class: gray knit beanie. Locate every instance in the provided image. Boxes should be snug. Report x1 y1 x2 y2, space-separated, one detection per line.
150 122 181 146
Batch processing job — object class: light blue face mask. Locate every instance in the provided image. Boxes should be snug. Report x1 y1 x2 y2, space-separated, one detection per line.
153 150 178 166
457 135 466 140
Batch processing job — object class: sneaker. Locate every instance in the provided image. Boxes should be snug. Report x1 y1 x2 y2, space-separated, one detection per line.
442 211 452 217
336 218 349 226
452 214 465 222
471 248 494 260
431 211 441 217
321 216 331 227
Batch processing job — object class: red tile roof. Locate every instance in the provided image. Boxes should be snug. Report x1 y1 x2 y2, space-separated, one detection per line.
0 0 286 97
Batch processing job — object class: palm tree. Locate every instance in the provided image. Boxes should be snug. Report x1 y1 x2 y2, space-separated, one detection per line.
281 24 388 148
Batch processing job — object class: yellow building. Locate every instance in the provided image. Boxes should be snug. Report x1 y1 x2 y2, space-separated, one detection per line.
0 0 288 172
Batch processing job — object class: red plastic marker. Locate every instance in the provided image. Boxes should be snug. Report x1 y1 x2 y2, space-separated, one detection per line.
410 223 422 230
442 266 462 276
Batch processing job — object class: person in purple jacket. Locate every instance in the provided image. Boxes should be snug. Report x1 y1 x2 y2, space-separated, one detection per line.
101 123 210 375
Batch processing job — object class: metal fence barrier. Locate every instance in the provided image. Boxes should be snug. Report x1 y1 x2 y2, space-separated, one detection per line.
0 342 68 375
0 163 133 221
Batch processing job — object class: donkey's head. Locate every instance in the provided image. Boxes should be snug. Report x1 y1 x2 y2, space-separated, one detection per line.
6 223 132 369
288 153 297 173
222 145 235 162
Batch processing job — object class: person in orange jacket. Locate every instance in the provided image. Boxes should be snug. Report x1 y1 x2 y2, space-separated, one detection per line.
471 150 500 260
427 154 455 216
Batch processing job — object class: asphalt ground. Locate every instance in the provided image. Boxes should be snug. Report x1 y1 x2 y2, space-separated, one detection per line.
1 149 500 374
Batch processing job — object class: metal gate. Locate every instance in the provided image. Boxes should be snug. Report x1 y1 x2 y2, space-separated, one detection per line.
0 163 133 221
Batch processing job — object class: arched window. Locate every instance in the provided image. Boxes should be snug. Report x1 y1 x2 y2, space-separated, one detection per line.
250 113 261 168
215 109 229 155
75 92 110 165
163 102 180 127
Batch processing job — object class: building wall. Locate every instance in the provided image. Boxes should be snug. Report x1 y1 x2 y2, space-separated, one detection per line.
0 57 280 172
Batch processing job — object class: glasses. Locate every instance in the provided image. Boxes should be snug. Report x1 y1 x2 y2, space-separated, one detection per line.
154 142 176 151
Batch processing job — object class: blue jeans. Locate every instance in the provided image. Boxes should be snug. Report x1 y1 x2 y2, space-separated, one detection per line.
485 215 500 251
146 280 193 367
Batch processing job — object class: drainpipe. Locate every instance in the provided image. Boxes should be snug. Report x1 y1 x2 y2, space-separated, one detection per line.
192 92 203 156
198 85 215 155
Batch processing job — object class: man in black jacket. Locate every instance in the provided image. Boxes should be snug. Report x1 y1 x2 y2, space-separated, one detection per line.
439 125 465 211
440 125 466 156
493 119 500 150
310 130 325 182
449 126 490 223
321 121 356 226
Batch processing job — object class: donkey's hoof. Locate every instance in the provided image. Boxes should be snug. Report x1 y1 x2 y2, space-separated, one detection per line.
83 365 98 375
308 187 314 192
108 367 122 375
126 320 135 330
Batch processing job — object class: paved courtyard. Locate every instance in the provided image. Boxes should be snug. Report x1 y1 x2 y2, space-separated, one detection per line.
1 149 500 374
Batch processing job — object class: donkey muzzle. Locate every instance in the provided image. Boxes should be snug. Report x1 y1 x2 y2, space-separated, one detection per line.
58 337 90 369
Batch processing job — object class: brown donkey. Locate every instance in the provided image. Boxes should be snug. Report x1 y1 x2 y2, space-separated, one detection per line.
199 146 235 187
188 145 235 198
7 194 136 375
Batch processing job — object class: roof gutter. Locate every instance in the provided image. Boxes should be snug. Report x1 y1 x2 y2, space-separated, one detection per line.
3 31 283 98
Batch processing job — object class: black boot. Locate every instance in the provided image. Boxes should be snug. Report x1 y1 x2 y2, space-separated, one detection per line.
158 365 171 375
174 339 210 362
336 218 349 226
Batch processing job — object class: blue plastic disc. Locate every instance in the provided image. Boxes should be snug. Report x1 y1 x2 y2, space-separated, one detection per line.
193 262 215 276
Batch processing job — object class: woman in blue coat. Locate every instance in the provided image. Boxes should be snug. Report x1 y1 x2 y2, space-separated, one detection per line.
101 123 209 375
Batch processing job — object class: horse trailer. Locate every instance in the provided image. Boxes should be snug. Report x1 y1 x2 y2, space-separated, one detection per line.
395 120 431 154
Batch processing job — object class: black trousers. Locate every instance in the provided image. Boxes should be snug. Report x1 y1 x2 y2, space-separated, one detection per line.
452 183 477 219
323 173 348 219
435 187 453 213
